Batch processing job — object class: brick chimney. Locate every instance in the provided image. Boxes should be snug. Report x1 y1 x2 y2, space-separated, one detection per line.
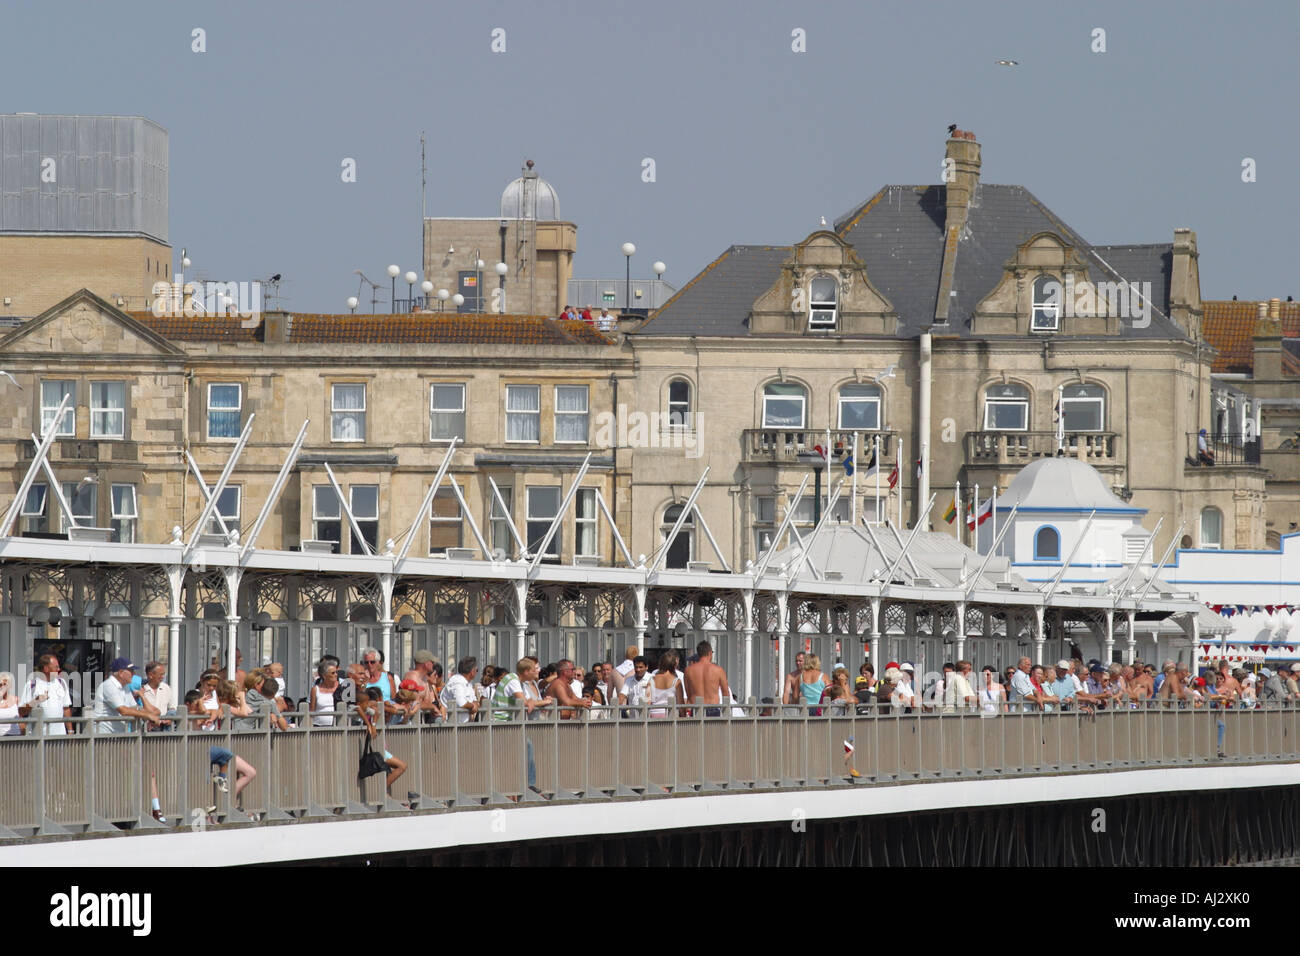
1252 299 1284 379
1169 228 1202 338
934 130 980 323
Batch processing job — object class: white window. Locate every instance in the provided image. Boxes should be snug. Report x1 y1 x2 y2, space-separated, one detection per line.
763 383 807 428
430 384 466 441
429 488 462 554
1200 507 1223 550
661 504 693 569
1034 526 1060 560
838 383 882 430
754 496 776 555
984 384 1029 431
313 486 341 548
40 381 75 437
555 386 589 443
490 485 514 556
790 498 816 525
667 379 692 428
111 484 137 543
90 381 125 439
576 488 598 557
1060 384 1105 432
351 485 379 553
506 385 540 442
62 481 96 531
526 486 561 561
21 483 49 535
1032 276 1060 332
207 383 242 440
207 486 240 536
331 384 366 442
808 275 838 329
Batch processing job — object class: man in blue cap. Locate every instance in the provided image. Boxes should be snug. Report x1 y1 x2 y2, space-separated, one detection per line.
92 658 161 734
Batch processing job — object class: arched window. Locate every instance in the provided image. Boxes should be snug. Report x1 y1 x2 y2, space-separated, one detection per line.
808 275 837 329
667 379 692 428
1034 526 1060 561
1200 507 1223 549
662 504 693 569
763 382 807 428
1032 275 1060 331
983 383 1029 431
838 383 882 430
1060 384 1105 431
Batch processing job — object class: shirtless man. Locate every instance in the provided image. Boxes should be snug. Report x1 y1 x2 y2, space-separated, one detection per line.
782 652 806 706
684 641 731 717
1216 659 1242 700
545 660 592 719
402 649 447 721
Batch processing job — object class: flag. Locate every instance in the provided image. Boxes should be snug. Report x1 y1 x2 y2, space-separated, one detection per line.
813 444 828 461
862 446 879 477
942 496 957 524
966 495 993 530
843 454 854 476
887 463 900 489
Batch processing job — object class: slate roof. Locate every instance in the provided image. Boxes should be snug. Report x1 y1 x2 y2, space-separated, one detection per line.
640 182 1184 341
128 312 612 346
1201 300 1300 373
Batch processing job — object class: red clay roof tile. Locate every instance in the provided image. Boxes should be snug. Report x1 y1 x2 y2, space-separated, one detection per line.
1201 301 1300 373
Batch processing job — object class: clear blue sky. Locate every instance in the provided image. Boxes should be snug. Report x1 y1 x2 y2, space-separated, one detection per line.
4 0 1296 311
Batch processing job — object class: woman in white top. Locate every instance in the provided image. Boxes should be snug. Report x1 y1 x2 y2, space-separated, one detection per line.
309 660 342 727
649 651 685 719
979 665 1007 716
0 672 21 736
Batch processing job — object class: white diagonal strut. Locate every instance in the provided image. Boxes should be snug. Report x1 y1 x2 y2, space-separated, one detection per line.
323 461 372 556
881 493 936 586
1135 522 1185 607
185 450 231 537
965 504 1020 600
242 419 309 559
447 476 491 558
752 474 811 585
1044 510 1098 604
1112 516 1164 607
396 439 459 565
593 489 635 566
186 413 255 549
788 479 846 585
530 454 593 572
651 467 709 573
1 394 70 538
28 434 78 530
486 474 526 559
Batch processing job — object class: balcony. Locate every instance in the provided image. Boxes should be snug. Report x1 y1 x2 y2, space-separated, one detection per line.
1185 433 1261 468
965 430 1118 466
742 429 895 465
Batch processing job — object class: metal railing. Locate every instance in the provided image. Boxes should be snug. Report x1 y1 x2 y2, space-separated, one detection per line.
1186 433 1260 466
965 430 1117 465
1 701 1295 837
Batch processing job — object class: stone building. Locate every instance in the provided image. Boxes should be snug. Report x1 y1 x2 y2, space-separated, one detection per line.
0 114 171 320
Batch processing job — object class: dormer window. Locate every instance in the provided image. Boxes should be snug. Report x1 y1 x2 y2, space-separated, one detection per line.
1031 275 1060 332
808 275 838 329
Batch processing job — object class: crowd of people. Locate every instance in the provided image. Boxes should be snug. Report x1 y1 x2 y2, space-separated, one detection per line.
558 304 617 332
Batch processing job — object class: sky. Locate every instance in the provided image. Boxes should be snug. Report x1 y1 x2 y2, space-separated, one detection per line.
3 0 1297 312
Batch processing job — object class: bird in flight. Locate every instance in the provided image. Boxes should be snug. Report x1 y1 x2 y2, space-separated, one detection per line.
996 59 1019 66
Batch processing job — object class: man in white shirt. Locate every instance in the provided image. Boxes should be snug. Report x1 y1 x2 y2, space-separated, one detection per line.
139 660 176 720
1009 657 1037 712
440 656 480 724
92 659 159 734
18 654 73 735
621 657 652 715
895 663 917 712
597 308 616 332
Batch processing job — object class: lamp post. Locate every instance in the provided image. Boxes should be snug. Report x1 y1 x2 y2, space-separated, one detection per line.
495 261 508 313
420 280 433 310
437 288 450 312
386 264 400 314
346 296 358 314
403 271 417 312
452 293 465 310
796 450 827 525
475 257 485 312
621 242 636 313
653 260 666 308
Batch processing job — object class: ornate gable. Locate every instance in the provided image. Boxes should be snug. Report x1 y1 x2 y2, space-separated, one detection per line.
749 231 897 336
0 289 186 358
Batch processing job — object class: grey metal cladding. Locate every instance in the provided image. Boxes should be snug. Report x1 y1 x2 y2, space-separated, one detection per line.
0 114 168 241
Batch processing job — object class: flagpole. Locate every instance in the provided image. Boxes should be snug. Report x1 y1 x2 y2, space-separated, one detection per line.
954 479 961 544
971 482 978 547
826 427 832 517
897 438 904 529
851 431 859 523
874 435 881 525
990 486 997 556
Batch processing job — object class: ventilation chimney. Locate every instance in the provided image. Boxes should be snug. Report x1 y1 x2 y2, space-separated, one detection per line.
943 129 982 232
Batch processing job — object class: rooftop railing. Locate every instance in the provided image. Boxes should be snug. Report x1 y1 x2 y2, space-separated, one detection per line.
1 700 1295 838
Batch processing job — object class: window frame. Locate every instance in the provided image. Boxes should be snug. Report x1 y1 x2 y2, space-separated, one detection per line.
983 384 1030 432
667 379 692 429
428 488 463 555
1199 507 1223 550
506 385 541 444
838 383 882 431
110 483 138 543
1060 384 1105 432
312 486 342 549
575 487 599 557
40 380 76 438
490 485 514 556
21 483 49 535
1033 525 1061 561
554 385 590 444
762 383 807 429
330 383 367 443
429 383 467 442
207 485 241 536
1031 275 1061 332
62 481 97 532
350 485 379 554
660 504 694 569
526 486 562 562
206 383 243 441
89 381 126 440
808 274 838 330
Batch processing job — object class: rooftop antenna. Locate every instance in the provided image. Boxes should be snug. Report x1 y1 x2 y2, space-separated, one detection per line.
353 270 381 313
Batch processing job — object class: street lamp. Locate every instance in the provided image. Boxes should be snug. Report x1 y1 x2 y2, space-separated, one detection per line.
796 450 827 525
437 288 450 312
386 264 400 314
346 296 358 314
494 261 508 313
403 271 417 312
475 257 485 312
452 293 465 309
420 280 433 310
621 242 636 312
653 261 666 308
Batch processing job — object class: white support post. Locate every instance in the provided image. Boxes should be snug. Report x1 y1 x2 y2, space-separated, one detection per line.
650 467 710 573
396 439 459 565
323 462 372 556
447 476 490 558
486 474 526 559
187 413 256 550
752 474 811 585
881 493 936 586
242 419 309 559
1135 522 1185 607
185 450 231 538
966 504 1020 600
787 480 845 586
883 517 921 578
29 437 78 530
1 394 70 538
742 590 755 702
1113 516 1164 607
1043 510 1098 604
690 504 732 573
529 454 592 572
593 490 635 566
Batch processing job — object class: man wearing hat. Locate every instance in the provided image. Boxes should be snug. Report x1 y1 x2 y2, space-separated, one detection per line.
1259 667 1288 703
896 662 917 713
1286 664 1300 701
92 659 160 734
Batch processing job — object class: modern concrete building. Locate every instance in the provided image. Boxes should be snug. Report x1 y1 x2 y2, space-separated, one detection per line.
0 114 170 319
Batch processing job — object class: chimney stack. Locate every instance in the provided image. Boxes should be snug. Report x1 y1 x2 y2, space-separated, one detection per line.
944 129 982 232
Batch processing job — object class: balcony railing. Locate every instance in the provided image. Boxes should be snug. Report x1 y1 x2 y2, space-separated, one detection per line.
1186 433 1261 467
743 429 895 465
965 431 1117 465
